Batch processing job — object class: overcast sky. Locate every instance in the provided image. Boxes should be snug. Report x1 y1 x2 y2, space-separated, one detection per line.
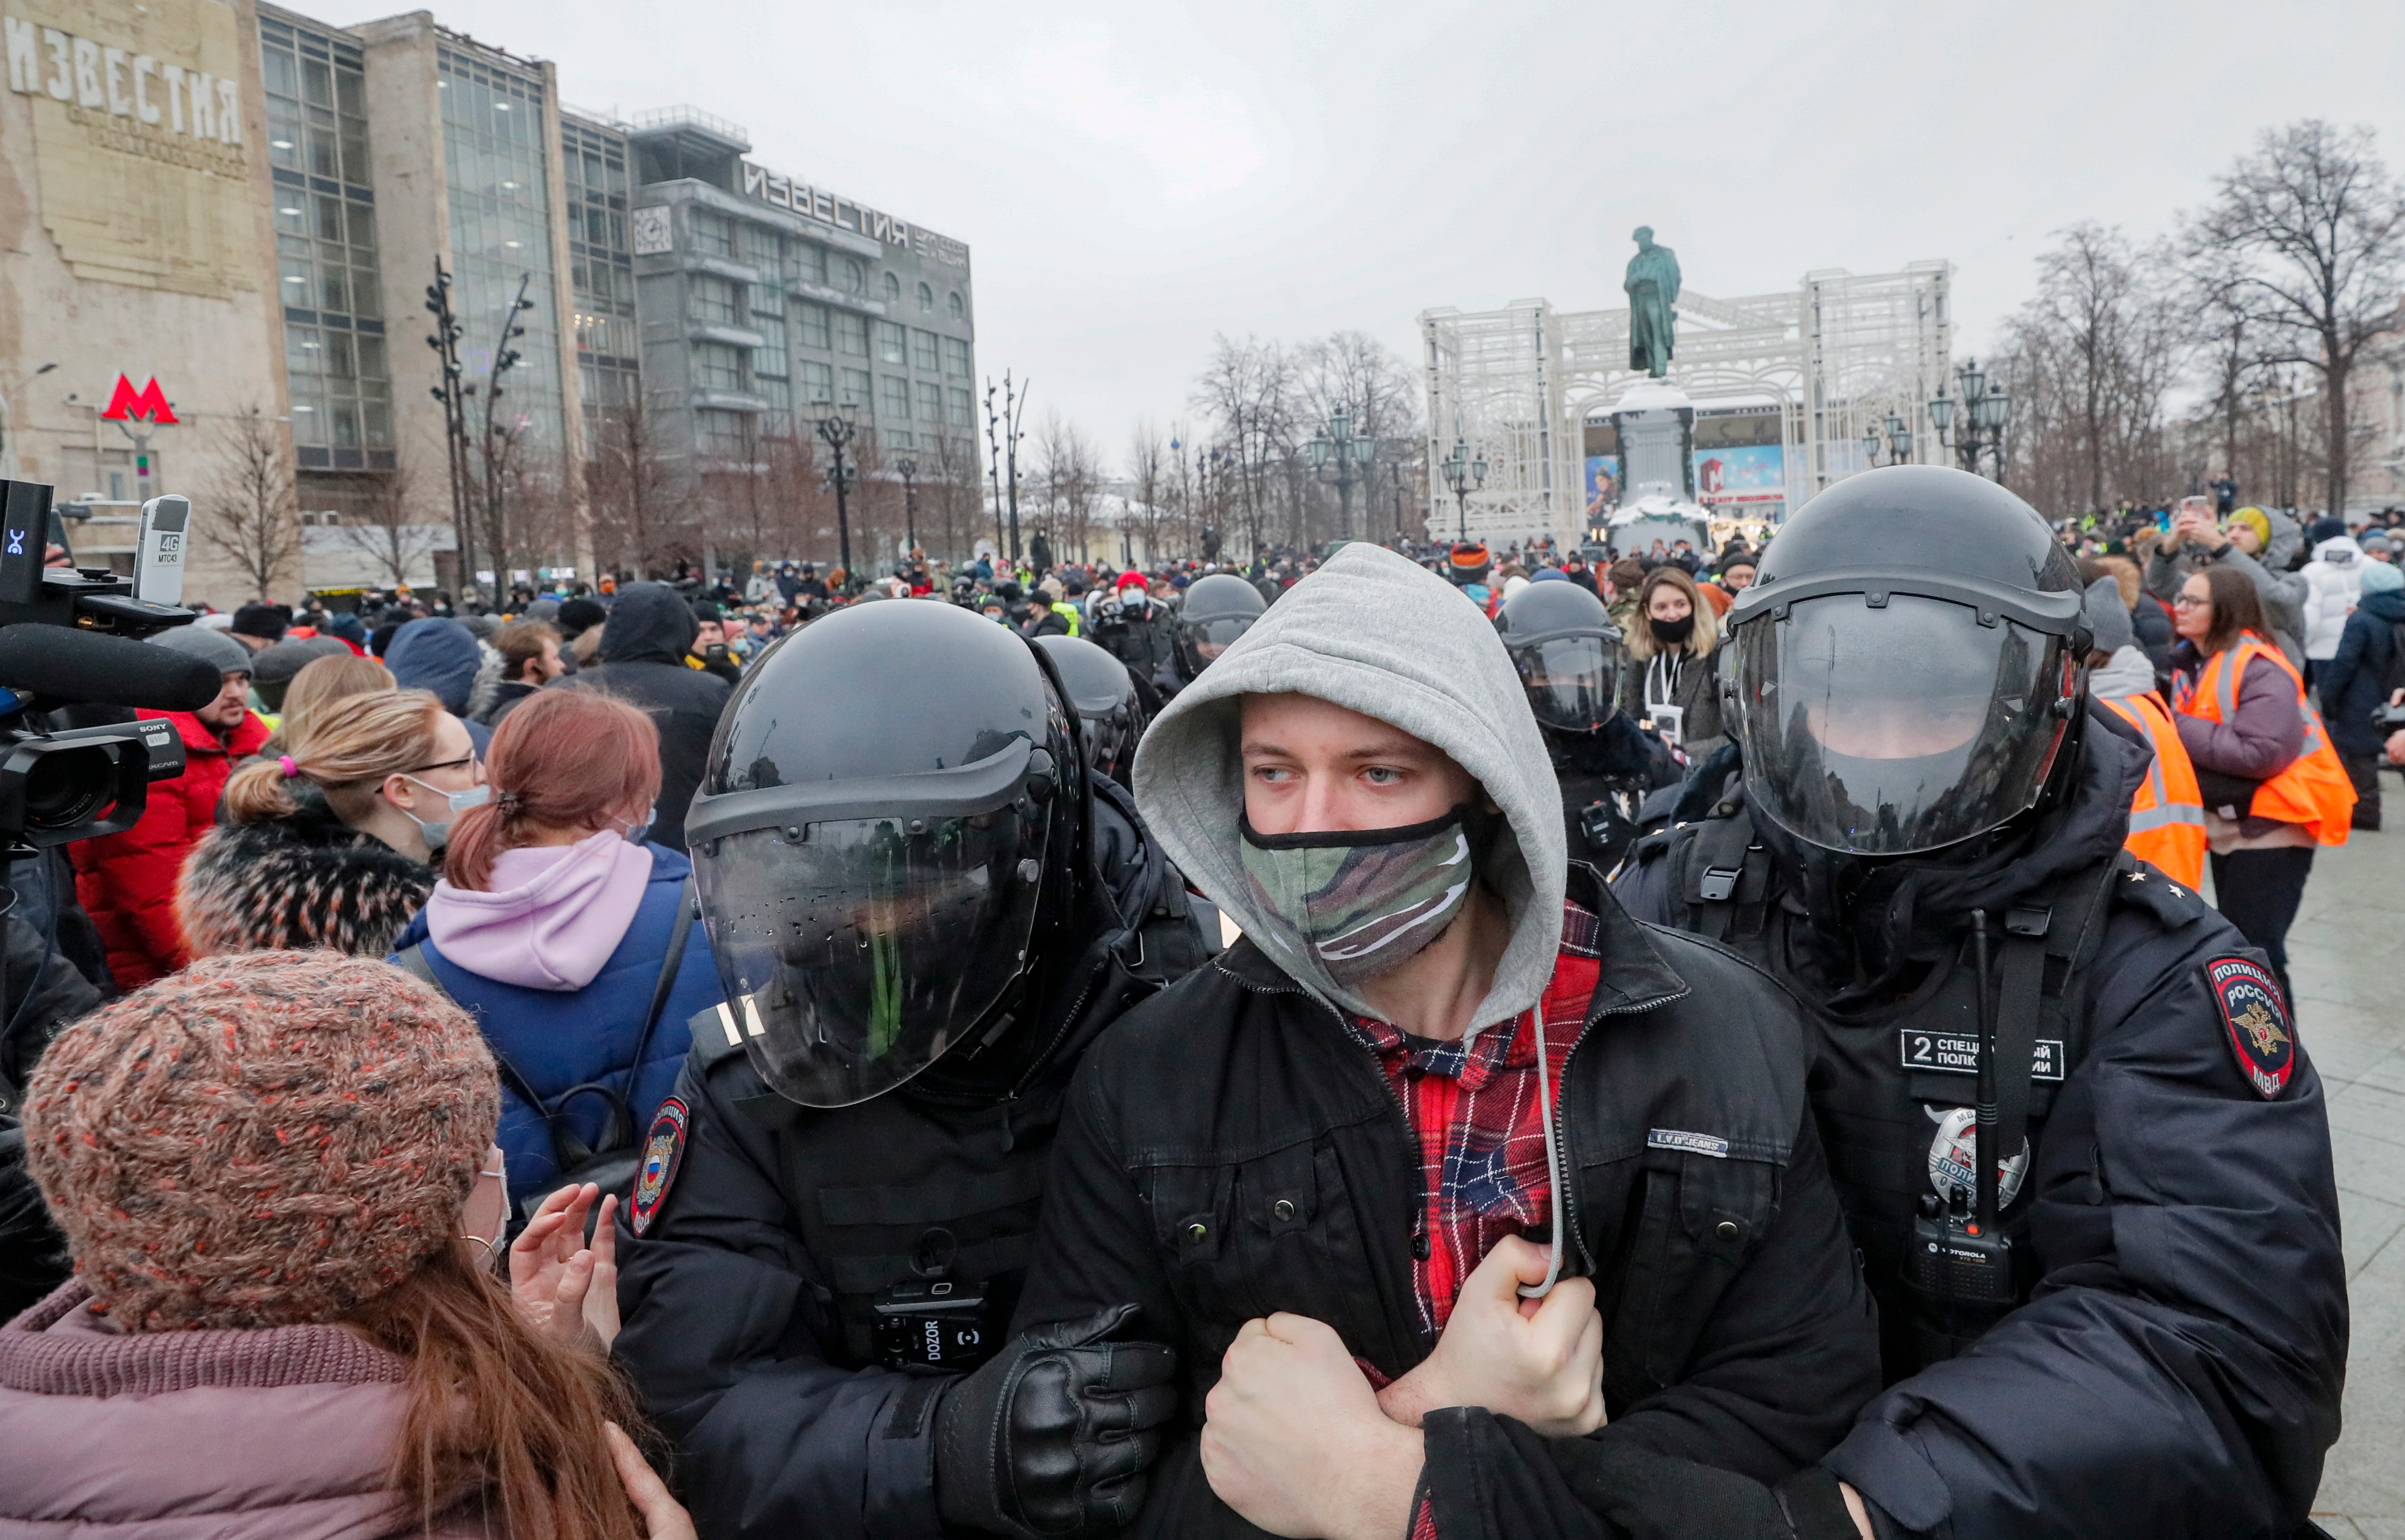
321 0 2405 468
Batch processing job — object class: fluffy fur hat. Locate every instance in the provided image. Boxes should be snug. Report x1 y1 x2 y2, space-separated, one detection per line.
23 951 498 1331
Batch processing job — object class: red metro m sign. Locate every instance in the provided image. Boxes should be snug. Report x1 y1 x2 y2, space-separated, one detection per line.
101 375 177 425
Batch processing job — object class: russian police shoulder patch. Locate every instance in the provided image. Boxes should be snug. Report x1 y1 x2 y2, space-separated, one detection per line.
2206 957 2295 1100
631 1096 691 1236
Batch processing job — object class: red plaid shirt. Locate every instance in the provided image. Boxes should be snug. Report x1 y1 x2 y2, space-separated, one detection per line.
1341 897 1600 1335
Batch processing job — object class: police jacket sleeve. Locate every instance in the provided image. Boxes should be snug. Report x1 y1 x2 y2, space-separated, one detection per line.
613 1053 946 1540
1823 915 2347 1540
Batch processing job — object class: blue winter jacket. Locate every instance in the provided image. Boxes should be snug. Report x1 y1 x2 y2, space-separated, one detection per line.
2320 588 2405 756
393 843 724 1212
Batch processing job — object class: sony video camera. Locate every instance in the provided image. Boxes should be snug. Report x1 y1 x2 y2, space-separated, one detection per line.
0 479 219 857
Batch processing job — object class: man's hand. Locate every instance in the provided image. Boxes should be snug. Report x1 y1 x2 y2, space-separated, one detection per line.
1376 1235 1605 1436
510 1182 619 1350
1200 1313 1422 1540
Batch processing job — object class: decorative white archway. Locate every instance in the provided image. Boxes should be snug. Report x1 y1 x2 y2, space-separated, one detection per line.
1421 262 1954 548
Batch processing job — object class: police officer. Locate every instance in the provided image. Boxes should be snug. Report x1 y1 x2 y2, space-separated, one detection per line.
1616 467 2345 1540
1495 577 1679 870
1164 572 1264 698
614 599 1213 1540
1033 633 1147 785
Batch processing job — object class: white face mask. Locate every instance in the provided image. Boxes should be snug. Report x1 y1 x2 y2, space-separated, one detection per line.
622 803 658 846
399 778 491 850
462 1143 508 1253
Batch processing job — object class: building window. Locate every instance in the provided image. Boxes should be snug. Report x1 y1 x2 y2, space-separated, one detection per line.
881 375 911 422
438 46 564 454
948 291 965 320
917 281 934 313
793 302 830 351
946 387 973 429
840 367 871 409
694 342 744 392
741 224 780 271
835 311 868 357
690 208 732 256
788 242 827 287
842 257 866 294
748 282 784 318
261 25 371 187
754 314 788 380
911 329 939 372
563 116 637 441
874 321 905 365
689 275 738 325
758 377 793 417
941 337 971 377
916 381 943 421
799 359 834 406
882 271 901 304
696 408 749 457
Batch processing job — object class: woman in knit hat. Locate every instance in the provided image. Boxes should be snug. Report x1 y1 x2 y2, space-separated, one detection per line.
0 951 691 1538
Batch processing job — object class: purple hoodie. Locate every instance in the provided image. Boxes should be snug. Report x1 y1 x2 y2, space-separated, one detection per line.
425 829 655 990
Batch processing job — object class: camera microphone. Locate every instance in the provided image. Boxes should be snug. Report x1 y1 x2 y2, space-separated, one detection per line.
0 626 224 713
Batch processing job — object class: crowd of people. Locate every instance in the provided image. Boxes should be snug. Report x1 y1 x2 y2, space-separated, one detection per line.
0 465 2382 1539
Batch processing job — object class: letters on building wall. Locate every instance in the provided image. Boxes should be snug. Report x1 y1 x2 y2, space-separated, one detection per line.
740 161 970 271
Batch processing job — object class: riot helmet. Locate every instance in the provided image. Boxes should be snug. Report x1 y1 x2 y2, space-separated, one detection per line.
1725 466 2090 857
1496 580 1625 733
1174 573 1266 678
684 601 1086 1108
1034 633 1146 784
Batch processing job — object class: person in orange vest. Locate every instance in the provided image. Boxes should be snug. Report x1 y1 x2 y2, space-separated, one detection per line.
2169 564 2355 1007
2082 576 2207 889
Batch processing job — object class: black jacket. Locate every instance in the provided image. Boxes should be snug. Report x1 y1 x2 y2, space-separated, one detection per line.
613 794 1215 1540
567 583 733 851
1614 727 2347 1540
1013 868 1881 1540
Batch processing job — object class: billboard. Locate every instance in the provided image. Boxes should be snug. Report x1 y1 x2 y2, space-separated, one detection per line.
1584 456 1620 519
1693 444 1784 506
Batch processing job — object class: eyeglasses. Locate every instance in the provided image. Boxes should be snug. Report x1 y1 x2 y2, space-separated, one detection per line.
408 752 488 783
2173 594 2211 608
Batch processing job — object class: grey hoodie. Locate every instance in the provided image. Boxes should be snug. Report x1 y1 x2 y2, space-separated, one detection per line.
1132 542 1565 1045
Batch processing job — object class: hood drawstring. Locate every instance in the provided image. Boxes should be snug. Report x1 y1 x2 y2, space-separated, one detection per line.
1518 1006 1568 1300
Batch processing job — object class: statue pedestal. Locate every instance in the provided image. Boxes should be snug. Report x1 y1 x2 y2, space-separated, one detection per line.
1609 379 1696 502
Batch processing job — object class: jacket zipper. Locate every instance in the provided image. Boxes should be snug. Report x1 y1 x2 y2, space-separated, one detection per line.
1555 986 1691 1276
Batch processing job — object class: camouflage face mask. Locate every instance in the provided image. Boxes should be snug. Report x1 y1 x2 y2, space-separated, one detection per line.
1239 807 1477 988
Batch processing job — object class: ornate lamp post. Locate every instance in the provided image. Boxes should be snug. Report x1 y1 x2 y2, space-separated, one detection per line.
1861 411 1914 469
895 455 919 560
1929 358 2010 483
809 399 860 592
1304 408 1378 542
1440 437 1486 542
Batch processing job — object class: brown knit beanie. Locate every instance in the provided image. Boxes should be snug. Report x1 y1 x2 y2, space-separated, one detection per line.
23 950 499 1332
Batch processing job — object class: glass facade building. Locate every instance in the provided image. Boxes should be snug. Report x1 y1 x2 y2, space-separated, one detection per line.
438 43 565 456
564 113 639 449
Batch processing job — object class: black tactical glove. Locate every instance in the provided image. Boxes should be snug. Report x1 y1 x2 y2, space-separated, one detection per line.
934 1304 1178 1540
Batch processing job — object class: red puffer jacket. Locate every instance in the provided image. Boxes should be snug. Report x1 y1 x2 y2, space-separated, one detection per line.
70 707 270 990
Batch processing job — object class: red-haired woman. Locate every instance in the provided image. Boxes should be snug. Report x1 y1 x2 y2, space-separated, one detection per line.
392 689 724 1223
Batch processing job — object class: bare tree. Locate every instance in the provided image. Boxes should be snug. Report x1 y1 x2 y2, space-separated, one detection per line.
1190 335 1303 559
928 430 983 563
1033 413 1103 564
199 405 302 600
1296 331 1422 543
587 388 687 577
1127 418 1169 566
333 466 442 588
2186 120 2405 516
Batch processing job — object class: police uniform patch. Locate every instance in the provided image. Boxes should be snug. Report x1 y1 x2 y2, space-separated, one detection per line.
2206 957 2295 1100
631 1096 690 1236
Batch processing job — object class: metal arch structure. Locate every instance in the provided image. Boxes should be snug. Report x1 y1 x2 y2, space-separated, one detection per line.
1420 260 1953 548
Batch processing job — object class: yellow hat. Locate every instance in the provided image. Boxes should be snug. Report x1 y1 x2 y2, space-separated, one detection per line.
2228 507 2272 548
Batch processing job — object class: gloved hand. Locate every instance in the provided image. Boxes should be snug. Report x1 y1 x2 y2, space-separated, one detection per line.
934 1304 1179 1540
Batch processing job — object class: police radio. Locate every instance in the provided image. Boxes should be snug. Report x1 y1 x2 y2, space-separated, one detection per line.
1908 911 2021 1315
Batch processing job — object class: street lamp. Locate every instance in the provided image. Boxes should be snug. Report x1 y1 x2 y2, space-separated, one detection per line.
1862 411 1914 468
810 399 861 591
1304 407 1378 542
1389 459 1405 544
1440 438 1486 542
895 455 919 561
1929 358 2011 483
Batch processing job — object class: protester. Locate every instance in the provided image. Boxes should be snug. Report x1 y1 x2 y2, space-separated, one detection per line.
260 649 397 757
2169 564 2356 1006
388 616 503 753
486 617 566 726
685 602 743 684
1615 564 1725 756
565 582 730 852
228 601 288 653
2148 498 2307 664
2301 530 2366 687
2311 554 2403 829
247 634 349 717
68 626 267 991
0 951 691 1540
391 689 719 1217
2083 576 2207 889
181 688 480 960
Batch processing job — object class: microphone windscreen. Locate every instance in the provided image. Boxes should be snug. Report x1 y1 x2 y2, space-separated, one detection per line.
0 626 223 712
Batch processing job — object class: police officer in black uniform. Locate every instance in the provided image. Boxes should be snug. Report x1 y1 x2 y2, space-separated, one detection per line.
1496 577 1681 871
614 599 1213 1540
1033 633 1147 785
1163 573 1264 699
1616 467 2346 1540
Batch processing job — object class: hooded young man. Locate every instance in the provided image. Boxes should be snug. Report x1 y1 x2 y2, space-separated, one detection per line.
1011 544 1880 1540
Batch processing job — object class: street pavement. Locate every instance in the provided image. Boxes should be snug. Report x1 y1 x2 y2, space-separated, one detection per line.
2254 815 2403 1539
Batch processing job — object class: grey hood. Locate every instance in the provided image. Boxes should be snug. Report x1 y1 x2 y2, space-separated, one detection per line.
1132 542 1566 1043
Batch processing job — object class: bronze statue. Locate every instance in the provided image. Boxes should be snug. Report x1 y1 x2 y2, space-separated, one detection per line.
1624 227 1681 378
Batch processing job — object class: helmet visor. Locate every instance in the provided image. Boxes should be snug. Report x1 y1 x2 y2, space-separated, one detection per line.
1179 616 1254 664
696 808 1049 1107
1511 636 1621 732
1731 593 2072 856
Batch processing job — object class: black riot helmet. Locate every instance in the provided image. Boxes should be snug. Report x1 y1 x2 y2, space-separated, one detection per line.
1033 633 1146 783
1496 579 1625 733
1173 573 1266 679
1725 466 2092 858
684 600 1087 1108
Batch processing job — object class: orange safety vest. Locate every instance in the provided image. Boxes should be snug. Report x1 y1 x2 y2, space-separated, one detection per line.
2171 635 2356 846
2097 691 2207 889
